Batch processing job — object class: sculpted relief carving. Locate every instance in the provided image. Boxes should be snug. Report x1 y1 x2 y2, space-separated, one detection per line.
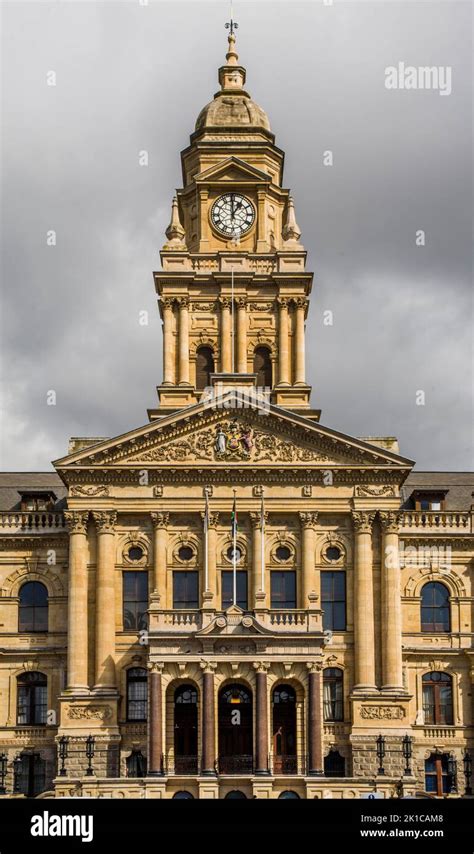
67 706 113 721
360 705 405 720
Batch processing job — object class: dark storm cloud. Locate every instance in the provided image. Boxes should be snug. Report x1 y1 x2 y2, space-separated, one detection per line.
0 0 472 471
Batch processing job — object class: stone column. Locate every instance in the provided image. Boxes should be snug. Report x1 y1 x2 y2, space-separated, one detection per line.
250 512 263 606
294 298 306 384
300 512 318 608
162 298 175 385
254 663 270 775
201 511 219 604
278 298 290 384
352 512 376 690
177 297 190 385
151 513 169 604
200 662 217 775
237 297 247 373
93 511 117 691
220 298 231 373
64 511 90 693
148 663 164 775
379 512 404 691
307 662 324 775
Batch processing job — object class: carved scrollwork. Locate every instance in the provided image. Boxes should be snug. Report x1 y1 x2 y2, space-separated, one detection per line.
70 485 109 497
355 485 396 497
67 705 112 721
360 705 405 720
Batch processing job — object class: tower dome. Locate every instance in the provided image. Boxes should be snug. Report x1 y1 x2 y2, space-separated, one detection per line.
194 31 271 134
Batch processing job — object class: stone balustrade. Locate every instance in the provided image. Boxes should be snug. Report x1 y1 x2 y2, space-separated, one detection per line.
399 511 471 534
0 512 66 534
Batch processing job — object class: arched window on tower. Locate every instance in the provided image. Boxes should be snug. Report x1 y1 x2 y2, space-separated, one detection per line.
195 346 214 390
253 346 272 388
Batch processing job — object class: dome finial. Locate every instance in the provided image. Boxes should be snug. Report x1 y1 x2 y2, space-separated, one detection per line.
224 4 239 66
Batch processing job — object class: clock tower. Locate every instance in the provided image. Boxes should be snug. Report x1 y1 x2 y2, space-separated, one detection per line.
151 30 318 419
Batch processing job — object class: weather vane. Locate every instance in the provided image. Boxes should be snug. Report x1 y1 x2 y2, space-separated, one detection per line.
225 2 238 37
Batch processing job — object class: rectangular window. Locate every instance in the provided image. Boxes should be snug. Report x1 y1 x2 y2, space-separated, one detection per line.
123 571 148 631
221 571 248 610
321 571 346 631
271 571 296 609
173 571 199 609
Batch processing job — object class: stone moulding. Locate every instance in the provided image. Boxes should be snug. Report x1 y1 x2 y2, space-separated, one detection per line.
360 705 406 720
67 706 113 721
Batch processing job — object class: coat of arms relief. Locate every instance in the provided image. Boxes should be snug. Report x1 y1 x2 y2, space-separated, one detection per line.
118 416 342 465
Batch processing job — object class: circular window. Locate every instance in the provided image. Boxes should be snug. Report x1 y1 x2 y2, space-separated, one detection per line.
178 545 194 562
326 546 342 562
226 545 242 562
128 546 144 562
275 545 291 562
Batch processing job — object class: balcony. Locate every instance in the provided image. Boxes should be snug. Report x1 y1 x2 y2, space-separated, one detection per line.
149 608 322 634
399 511 471 535
162 755 309 776
0 511 66 535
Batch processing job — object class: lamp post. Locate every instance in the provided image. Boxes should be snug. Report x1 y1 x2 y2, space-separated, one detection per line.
376 735 386 776
13 755 22 793
85 736 95 777
402 735 413 776
0 754 7 794
58 736 69 777
463 750 472 796
447 754 457 794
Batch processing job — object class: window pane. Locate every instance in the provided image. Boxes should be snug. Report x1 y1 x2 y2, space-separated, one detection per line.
425 774 437 792
123 572 148 630
271 572 296 608
322 603 334 631
173 572 198 609
222 572 248 610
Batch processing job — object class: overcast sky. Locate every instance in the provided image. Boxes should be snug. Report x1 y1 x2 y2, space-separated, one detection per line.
1 0 472 472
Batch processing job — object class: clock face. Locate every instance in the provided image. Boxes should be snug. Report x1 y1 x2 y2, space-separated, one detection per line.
210 193 256 238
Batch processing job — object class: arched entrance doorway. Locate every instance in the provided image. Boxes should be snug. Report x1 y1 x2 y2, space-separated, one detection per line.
218 684 253 774
174 685 198 774
272 685 297 774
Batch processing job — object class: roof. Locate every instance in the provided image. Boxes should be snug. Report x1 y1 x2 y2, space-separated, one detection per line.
401 472 474 511
0 473 67 511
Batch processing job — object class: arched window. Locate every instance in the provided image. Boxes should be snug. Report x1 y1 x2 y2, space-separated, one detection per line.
17 672 47 725
323 668 343 721
126 749 147 778
425 753 452 796
421 582 450 632
225 790 247 799
174 685 198 774
253 346 272 388
272 685 297 774
278 790 300 799
19 582 48 632
173 790 194 799
126 668 147 721
196 346 214 390
422 672 453 725
324 749 345 777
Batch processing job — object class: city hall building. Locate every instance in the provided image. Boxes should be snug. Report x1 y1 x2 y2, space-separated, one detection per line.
0 30 472 801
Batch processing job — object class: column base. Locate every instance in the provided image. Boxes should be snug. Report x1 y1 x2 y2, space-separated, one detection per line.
307 770 324 777
200 770 217 777
91 685 119 695
147 771 165 778
254 769 271 776
63 686 91 696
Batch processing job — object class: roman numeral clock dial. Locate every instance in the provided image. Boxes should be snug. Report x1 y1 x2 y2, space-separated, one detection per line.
210 193 256 238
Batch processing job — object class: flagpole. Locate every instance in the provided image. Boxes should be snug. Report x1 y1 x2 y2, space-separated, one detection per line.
233 488 237 606
204 487 210 592
261 489 265 593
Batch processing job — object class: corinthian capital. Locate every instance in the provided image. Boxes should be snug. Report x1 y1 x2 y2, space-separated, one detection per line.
93 511 117 533
176 296 189 308
253 661 270 674
351 511 376 533
249 511 268 529
378 511 402 534
299 512 318 529
200 660 217 675
64 511 89 535
219 297 231 309
151 512 169 530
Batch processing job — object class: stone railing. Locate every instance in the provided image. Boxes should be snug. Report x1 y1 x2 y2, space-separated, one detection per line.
151 611 202 631
420 726 457 739
0 512 66 535
399 511 471 534
256 609 322 633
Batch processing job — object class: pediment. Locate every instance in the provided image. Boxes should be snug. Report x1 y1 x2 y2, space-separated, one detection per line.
54 391 413 474
194 156 271 186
